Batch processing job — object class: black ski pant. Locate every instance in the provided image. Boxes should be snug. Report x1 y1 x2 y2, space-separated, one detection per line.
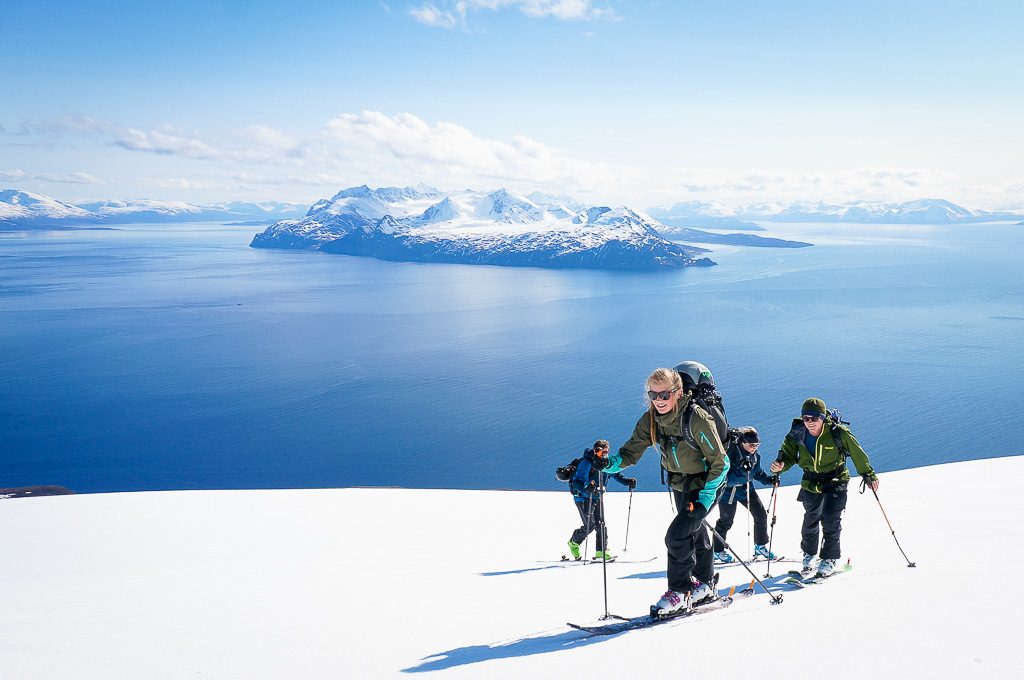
570 497 606 552
798 482 848 560
713 486 769 551
666 491 714 594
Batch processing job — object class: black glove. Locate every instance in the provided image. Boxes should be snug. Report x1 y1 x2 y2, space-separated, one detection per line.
592 456 609 470
623 477 637 490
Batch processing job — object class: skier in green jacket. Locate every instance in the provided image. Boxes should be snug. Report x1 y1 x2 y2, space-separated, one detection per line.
770 397 879 578
601 367 729 615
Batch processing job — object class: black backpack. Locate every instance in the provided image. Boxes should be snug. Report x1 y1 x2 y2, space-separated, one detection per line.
555 457 581 482
674 361 731 451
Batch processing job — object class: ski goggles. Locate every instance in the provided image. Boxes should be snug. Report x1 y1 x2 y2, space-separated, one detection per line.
801 414 824 423
647 388 677 401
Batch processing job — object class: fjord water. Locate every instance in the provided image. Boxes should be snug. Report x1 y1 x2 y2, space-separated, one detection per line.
1 221 1021 493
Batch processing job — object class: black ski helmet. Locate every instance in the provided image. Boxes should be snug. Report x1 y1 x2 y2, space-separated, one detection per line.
674 361 715 394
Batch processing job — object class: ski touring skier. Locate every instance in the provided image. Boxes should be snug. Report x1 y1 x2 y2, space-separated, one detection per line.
557 440 636 561
769 397 879 578
601 367 729 615
712 426 780 563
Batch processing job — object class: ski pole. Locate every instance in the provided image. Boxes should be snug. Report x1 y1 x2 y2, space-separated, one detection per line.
764 479 780 577
745 476 752 560
622 487 633 552
597 480 627 621
863 480 917 567
704 520 783 605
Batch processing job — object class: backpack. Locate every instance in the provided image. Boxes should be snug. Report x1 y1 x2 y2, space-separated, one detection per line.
555 457 582 482
826 408 851 459
674 361 731 451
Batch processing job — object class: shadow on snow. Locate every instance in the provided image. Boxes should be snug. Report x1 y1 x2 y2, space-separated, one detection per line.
402 580 794 673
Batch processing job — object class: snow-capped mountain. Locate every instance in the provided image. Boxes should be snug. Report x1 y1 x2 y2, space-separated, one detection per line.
0 189 96 225
647 202 765 230
653 198 1024 224
75 199 306 223
0 189 307 227
251 186 712 270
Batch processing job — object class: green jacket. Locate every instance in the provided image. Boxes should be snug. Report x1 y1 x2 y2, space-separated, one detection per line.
606 395 729 510
776 418 878 493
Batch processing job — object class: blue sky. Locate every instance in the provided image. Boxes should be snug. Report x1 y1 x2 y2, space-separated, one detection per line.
2 0 1022 209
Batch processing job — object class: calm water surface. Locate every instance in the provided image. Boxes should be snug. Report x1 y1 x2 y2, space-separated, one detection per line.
1 221 1021 493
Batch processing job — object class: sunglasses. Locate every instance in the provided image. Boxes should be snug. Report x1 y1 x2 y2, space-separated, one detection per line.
647 388 677 401
801 414 823 423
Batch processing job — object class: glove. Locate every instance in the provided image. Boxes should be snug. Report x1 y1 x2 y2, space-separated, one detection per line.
592 455 609 471
622 477 637 490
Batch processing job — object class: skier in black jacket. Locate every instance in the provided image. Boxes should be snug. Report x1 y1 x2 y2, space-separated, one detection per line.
712 427 779 562
556 440 636 561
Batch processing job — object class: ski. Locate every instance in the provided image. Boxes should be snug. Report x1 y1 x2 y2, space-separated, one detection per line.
716 555 796 565
568 582 755 636
783 560 853 587
550 556 657 565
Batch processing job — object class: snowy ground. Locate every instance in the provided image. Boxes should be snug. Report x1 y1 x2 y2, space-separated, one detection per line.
2 457 1021 679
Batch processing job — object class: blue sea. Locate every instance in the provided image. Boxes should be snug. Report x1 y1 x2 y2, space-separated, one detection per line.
1 221 1021 493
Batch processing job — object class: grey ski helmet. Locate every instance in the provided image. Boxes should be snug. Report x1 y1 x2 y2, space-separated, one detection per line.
674 361 715 394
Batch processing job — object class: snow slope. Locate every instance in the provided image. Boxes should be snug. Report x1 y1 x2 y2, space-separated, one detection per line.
1 457 1020 678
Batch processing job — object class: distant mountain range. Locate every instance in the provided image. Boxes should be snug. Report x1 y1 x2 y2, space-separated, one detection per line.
250 185 714 270
650 198 1024 225
0 190 306 227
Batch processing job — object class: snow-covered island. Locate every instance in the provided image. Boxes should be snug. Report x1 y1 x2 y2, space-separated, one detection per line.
250 185 715 270
1 457 1020 678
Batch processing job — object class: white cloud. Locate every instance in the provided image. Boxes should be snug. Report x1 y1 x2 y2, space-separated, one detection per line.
321 111 624 198
0 167 102 185
410 3 459 28
409 0 616 29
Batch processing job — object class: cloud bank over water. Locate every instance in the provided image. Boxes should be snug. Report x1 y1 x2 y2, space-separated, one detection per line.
6 110 1024 211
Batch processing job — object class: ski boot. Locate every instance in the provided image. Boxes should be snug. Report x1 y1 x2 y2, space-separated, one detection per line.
567 540 581 560
651 589 689 617
815 558 837 578
690 579 714 605
754 544 778 560
713 550 734 563
801 552 817 573
593 550 616 562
